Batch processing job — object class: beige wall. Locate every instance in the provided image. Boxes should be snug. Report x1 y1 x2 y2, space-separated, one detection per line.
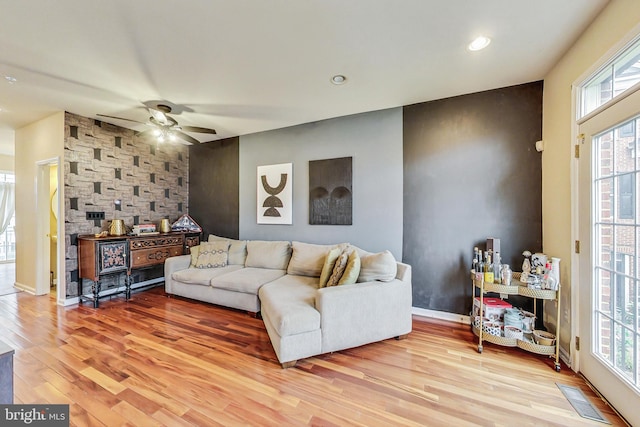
543 2 640 359
14 112 64 293
0 154 14 172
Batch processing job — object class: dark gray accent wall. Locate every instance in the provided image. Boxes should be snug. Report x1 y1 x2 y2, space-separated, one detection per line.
403 82 543 314
239 108 403 258
189 137 240 239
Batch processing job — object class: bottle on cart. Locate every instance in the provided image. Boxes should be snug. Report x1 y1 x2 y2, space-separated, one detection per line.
472 247 479 273
476 250 484 281
484 254 494 284
493 251 502 284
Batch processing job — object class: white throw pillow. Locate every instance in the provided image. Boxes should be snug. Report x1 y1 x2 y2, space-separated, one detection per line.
357 250 397 282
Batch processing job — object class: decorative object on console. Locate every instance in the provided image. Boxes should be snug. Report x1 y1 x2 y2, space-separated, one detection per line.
309 156 352 225
257 163 292 225
159 218 171 233
109 219 126 236
171 213 202 232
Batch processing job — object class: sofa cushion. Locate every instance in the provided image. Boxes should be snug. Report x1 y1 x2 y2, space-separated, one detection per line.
287 241 335 277
171 265 243 286
211 267 286 294
194 241 229 269
208 234 247 265
245 240 291 270
326 251 349 287
318 247 342 288
357 250 397 282
259 275 320 336
338 250 361 285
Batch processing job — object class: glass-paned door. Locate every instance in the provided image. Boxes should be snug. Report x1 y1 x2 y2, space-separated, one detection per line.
578 88 640 425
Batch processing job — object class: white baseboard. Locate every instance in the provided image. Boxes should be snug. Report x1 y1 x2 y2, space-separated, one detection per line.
14 282 34 294
412 307 471 324
62 296 79 306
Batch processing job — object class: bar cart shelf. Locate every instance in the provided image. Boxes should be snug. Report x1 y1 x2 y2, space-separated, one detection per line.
471 272 562 372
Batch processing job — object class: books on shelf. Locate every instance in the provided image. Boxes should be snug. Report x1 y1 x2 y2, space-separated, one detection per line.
132 224 157 235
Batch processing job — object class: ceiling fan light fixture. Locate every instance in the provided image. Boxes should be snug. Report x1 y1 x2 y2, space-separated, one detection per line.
468 36 491 51
169 132 177 142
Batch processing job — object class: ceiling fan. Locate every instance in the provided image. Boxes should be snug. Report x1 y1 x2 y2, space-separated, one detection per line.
97 103 216 145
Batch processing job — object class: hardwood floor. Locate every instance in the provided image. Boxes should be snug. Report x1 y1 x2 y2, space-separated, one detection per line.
0 287 627 426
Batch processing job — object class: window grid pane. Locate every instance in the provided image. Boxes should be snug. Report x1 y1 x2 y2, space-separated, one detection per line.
594 117 640 391
581 37 640 118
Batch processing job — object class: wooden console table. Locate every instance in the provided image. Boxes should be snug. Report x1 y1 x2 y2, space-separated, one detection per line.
78 232 199 308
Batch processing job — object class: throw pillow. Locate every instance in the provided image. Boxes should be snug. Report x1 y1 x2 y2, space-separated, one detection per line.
326 251 349 287
208 234 247 265
194 241 229 269
318 247 342 288
338 250 361 285
189 244 201 267
357 250 397 282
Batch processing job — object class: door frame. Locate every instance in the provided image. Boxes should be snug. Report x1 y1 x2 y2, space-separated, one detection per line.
35 157 63 304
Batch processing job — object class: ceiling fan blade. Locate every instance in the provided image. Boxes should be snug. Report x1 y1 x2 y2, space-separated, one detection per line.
180 126 217 134
97 114 146 125
174 131 201 145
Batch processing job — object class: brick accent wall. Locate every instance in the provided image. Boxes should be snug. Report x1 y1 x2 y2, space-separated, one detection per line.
64 112 189 298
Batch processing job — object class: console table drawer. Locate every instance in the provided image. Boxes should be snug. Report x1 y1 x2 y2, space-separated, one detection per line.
130 234 184 250
130 245 184 269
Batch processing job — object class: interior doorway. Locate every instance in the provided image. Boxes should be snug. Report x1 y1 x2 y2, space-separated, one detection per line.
35 158 63 303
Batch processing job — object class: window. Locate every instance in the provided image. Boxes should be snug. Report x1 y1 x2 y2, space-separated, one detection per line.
0 173 15 262
580 37 640 118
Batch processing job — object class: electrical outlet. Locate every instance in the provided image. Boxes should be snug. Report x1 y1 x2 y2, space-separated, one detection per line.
86 211 105 220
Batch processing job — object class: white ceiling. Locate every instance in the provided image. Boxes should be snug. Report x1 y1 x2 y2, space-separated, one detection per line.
0 1 609 156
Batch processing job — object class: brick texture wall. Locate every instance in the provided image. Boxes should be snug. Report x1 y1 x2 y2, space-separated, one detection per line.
64 112 189 298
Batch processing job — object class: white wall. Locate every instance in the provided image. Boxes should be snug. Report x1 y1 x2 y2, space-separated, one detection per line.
14 112 65 293
239 108 403 258
543 2 640 358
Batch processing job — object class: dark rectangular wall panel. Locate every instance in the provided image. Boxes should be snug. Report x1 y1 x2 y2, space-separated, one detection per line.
189 137 240 239
403 81 543 314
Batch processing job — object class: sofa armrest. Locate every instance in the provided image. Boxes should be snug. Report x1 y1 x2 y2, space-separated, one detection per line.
164 255 191 294
315 263 413 353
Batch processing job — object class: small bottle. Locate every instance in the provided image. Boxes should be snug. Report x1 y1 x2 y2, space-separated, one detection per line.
472 247 479 273
477 250 485 282
484 254 494 284
493 251 501 283
501 264 512 285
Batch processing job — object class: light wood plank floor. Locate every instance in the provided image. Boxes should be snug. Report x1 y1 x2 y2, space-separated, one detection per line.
0 287 627 426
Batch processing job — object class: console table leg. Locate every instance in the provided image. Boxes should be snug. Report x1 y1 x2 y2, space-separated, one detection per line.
92 280 101 308
126 275 131 300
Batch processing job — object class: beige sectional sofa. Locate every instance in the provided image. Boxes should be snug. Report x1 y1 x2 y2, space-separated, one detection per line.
164 236 412 367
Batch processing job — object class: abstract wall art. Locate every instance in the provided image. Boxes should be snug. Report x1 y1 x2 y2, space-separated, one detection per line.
257 163 293 224
309 156 352 225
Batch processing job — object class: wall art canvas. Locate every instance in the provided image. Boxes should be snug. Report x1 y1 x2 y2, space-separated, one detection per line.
309 156 352 225
257 163 293 224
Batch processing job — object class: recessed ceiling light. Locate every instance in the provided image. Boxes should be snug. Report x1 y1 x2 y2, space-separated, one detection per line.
331 74 347 85
468 36 491 51
4 75 17 84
